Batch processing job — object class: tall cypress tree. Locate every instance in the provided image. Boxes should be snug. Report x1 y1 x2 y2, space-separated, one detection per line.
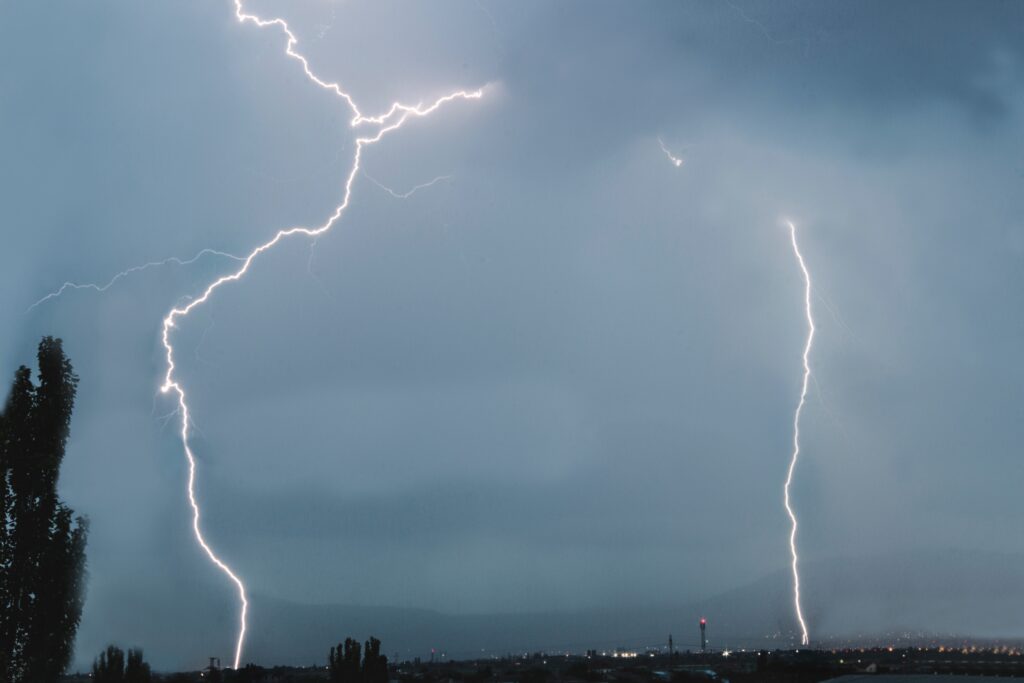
329 638 365 683
363 636 388 683
329 637 389 683
92 645 151 683
0 337 88 682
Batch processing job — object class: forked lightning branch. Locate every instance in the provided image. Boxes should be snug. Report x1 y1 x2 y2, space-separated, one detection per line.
157 1 484 669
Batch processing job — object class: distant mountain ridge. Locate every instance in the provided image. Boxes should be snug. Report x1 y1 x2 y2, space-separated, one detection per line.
242 548 1024 665
73 548 1024 671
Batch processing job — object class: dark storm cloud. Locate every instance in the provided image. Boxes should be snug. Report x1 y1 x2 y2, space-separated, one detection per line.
471 0 1024 172
2 0 1023 672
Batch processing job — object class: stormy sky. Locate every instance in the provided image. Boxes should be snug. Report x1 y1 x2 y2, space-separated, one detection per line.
2 0 1024 672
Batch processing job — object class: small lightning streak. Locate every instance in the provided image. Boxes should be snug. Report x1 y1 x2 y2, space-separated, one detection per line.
720 0 812 56
26 249 244 312
156 1 483 669
362 171 452 200
658 137 684 168
784 219 813 647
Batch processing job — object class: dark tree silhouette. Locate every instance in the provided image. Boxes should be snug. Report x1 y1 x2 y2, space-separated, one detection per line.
363 636 389 683
93 645 126 683
92 645 151 683
329 637 362 683
330 636 388 683
125 647 153 683
0 337 88 683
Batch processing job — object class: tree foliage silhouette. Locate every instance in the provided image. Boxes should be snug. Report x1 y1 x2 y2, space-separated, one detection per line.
329 636 388 683
329 638 362 683
92 645 151 683
125 647 153 683
0 337 88 682
93 645 125 682
363 636 388 683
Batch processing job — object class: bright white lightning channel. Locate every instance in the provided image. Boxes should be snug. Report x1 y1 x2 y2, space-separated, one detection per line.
157 1 483 670
658 137 684 168
784 219 813 646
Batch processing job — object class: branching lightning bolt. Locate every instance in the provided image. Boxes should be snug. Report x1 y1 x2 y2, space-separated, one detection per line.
26 249 244 312
658 137 684 168
155 1 483 669
362 171 453 200
784 219 813 647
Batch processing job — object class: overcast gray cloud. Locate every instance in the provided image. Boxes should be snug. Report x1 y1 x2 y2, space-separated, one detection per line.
2 0 1024 672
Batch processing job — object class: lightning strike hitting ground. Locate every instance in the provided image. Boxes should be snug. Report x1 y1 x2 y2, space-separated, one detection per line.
157 0 483 669
26 248 244 312
362 171 453 199
658 137 684 168
784 219 813 646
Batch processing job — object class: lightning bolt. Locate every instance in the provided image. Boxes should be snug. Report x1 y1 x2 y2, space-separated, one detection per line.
26 248 244 313
156 1 483 669
720 0 812 56
784 219 813 646
658 137 684 168
362 171 452 200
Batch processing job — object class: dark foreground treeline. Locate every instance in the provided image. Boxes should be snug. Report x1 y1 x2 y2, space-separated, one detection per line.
62 636 390 683
67 646 1024 683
